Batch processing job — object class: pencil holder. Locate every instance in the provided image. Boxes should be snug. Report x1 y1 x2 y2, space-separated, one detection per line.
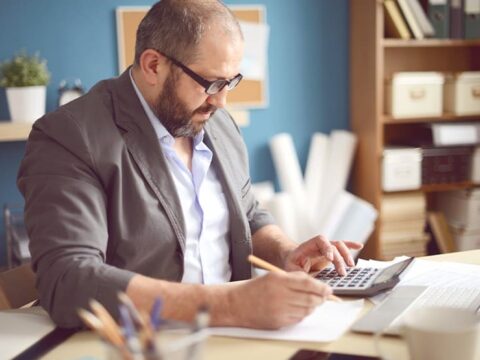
104 321 209 360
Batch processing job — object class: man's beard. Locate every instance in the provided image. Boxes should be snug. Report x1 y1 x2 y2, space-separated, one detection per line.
153 72 217 138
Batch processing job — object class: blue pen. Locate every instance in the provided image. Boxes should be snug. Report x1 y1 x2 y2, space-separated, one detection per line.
150 297 164 331
119 304 143 355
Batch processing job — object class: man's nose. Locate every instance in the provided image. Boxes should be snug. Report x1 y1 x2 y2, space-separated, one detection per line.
206 87 228 109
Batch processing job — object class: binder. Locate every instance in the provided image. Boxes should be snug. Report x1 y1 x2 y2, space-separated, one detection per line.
384 0 412 39
428 0 450 38
406 0 435 37
465 0 480 39
450 0 465 38
397 0 425 39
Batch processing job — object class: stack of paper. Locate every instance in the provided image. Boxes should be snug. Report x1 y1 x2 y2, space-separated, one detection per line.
380 192 429 259
263 131 377 249
209 299 364 343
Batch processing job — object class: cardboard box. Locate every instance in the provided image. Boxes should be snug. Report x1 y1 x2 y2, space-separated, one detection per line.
386 72 444 118
444 72 480 115
382 147 422 191
436 189 480 227
450 224 480 251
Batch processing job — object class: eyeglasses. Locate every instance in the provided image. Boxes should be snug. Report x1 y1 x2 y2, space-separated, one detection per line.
164 54 243 95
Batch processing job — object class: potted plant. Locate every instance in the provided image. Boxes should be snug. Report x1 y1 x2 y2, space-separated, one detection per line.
0 51 50 123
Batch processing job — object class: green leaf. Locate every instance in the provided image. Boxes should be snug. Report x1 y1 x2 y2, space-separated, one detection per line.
0 50 50 87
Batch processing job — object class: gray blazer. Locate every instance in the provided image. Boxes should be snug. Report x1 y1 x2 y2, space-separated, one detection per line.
17 69 274 327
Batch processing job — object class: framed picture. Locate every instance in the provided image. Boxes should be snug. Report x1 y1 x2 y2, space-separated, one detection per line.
115 5 269 109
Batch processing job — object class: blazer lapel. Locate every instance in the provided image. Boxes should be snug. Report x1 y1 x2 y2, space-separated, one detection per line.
108 69 187 251
204 121 251 257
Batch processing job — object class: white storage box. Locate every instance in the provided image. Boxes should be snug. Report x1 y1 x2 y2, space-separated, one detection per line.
444 72 480 115
450 225 480 251
382 147 422 191
386 72 445 118
436 189 480 227
472 147 480 184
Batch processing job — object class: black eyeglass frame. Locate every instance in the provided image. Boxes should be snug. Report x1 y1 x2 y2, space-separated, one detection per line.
163 53 243 95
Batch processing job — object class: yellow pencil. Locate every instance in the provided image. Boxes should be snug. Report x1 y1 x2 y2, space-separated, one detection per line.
247 254 342 302
89 299 125 347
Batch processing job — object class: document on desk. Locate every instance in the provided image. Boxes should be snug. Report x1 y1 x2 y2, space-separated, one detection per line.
357 257 480 304
0 306 55 359
209 299 364 342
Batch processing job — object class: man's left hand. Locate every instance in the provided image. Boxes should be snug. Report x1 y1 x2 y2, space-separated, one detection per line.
284 235 363 276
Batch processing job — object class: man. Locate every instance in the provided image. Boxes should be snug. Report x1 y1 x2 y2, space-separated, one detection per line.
18 0 362 329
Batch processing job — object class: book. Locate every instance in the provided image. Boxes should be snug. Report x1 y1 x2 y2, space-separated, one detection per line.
406 0 435 37
427 211 457 253
465 0 480 39
450 0 465 38
381 218 426 233
384 0 412 39
381 192 426 221
397 0 425 39
428 0 450 38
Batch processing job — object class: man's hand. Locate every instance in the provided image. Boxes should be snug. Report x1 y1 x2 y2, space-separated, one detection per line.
284 235 363 276
229 271 333 329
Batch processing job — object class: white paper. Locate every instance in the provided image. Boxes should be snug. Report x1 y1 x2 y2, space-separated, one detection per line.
358 258 480 304
238 21 269 81
264 192 298 241
0 307 55 359
269 133 312 241
316 131 357 229
304 133 329 225
209 299 364 342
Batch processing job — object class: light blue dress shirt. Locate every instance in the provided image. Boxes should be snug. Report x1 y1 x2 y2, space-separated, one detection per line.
129 71 231 284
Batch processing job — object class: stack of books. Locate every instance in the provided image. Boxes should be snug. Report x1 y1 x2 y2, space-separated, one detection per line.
384 0 480 40
380 192 429 259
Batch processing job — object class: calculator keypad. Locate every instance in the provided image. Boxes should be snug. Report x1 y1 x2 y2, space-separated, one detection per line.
316 267 379 289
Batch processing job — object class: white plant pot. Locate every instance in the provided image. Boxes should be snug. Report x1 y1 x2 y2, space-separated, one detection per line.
6 86 46 123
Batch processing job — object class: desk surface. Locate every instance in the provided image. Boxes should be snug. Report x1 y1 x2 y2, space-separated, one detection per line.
42 250 480 360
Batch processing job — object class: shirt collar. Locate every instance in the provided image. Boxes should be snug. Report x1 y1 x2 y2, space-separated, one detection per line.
129 69 206 148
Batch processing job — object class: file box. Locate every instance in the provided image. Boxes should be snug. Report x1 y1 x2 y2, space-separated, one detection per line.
421 146 473 185
382 147 422 191
444 72 480 115
386 72 445 118
436 189 480 228
472 146 480 184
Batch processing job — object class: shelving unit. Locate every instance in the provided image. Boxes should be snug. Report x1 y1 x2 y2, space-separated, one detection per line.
350 0 480 259
0 122 31 142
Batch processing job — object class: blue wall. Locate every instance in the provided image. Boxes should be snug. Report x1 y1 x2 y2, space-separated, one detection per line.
0 0 349 267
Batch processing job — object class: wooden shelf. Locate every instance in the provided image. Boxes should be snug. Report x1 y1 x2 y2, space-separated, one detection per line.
0 122 32 142
382 39 480 48
421 182 478 192
383 113 480 124
350 0 480 259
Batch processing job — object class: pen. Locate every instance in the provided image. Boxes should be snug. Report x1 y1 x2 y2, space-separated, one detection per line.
118 292 157 353
247 254 342 302
119 304 143 355
150 297 164 331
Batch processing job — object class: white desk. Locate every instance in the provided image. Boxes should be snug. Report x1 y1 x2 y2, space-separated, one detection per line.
42 250 480 360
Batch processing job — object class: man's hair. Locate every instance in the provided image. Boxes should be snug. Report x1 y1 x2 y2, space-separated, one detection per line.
134 0 242 66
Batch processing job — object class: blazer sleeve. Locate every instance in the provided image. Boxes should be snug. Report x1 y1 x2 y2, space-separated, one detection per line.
17 112 135 328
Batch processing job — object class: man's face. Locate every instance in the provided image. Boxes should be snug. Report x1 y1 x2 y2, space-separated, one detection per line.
153 69 214 138
153 29 244 137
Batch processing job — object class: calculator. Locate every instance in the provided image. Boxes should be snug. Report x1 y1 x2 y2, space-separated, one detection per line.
315 257 415 296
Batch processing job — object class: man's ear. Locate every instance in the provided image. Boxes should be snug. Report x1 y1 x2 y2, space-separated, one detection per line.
138 49 168 85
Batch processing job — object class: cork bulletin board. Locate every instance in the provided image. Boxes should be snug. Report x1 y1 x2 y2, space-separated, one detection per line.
115 5 268 108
